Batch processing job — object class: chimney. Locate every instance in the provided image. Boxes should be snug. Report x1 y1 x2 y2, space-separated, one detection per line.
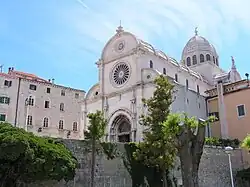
48 79 51 82
8 67 11 74
52 78 55 84
11 67 14 71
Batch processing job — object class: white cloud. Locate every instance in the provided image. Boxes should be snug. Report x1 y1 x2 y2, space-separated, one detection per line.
57 0 250 58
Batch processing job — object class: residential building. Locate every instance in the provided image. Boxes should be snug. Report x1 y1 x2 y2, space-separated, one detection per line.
0 67 85 139
206 78 250 140
81 26 242 142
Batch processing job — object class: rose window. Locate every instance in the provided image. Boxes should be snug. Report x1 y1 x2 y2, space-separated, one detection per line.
112 63 130 86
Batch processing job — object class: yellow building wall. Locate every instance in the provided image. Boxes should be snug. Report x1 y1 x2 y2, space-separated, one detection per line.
224 88 250 141
207 98 221 138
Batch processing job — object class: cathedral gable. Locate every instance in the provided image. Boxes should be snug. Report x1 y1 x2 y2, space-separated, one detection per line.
101 30 139 63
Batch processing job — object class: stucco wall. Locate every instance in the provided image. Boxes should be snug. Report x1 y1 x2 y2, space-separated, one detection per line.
28 140 248 187
0 75 85 139
224 88 250 141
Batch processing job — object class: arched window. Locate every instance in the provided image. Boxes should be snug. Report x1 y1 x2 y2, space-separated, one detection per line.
175 73 178 82
163 68 166 75
216 58 219 66
43 117 49 127
73 122 78 131
200 54 204 63
213 56 215 64
59 120 64 129
186 57 191 66
149 60 153 68
197 85 200 94
206 54 211 61
186 79 189 89
60 103 64 111
192 55 197 65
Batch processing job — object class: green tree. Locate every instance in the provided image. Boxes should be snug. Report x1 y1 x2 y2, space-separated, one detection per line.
241 135 250 150
163 113 215 187
0 122 77 187
84 110 107 187
134 75 177 187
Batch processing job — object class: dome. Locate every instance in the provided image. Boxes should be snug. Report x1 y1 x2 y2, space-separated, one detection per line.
182 35 217 58
181 29 219 67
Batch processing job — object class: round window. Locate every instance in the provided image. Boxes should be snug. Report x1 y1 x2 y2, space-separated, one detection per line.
112 63 130 86
115 41 125 52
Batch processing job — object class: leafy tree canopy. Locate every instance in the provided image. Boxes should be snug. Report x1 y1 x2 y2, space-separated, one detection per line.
241 135 250 150
0 122 78 187
134 75 177 186
162 113 215 187
84 110 107 141
84 110 107 187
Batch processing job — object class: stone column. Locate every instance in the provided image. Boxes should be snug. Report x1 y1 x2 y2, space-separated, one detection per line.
217 82 228 139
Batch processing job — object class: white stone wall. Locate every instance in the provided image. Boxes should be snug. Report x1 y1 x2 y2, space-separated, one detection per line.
137 53 211 96
83 29 215 142
0 75 20 125
0 75 85 139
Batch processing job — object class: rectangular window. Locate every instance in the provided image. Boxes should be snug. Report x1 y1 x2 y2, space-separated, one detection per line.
0 97 10 104
75 93 79 99
61 90 65 96
4 80 12 87
44 101 50 108
29 84 37 91
175 74 178 82
237 105 246 117
0 114 6 121
197 85 200 94
59 120 64 129
186 79 189 89
46 87 51 93
27 115 32 125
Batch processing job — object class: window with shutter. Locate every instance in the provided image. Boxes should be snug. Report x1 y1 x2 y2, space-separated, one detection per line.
0 114 6 121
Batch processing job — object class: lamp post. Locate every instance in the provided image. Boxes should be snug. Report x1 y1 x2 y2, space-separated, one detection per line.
225 146 234 187
245 73 249 87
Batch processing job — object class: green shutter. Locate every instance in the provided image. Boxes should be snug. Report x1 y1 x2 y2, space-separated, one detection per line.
6 97 10 104
0 114 6 121
0 97 4 104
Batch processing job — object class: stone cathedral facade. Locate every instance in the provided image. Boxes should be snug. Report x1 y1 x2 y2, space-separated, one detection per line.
80 26 241 142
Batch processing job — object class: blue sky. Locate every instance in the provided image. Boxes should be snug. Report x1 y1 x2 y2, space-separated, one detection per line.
0 0 250 91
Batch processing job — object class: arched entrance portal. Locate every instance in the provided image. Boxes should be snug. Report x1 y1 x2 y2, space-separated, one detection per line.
110 114 131 142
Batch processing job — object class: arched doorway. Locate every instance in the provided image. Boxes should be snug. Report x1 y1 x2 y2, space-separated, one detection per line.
110 114 131 142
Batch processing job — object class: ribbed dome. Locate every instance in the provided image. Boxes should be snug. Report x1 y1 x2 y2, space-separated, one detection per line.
181 35 217 60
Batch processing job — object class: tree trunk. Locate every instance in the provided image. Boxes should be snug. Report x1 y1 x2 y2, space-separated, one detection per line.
178 126 205 187
179 149 199 187
90 138 96 187
162 169 168 187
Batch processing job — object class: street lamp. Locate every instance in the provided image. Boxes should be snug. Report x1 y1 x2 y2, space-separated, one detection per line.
245 73 249 87
225 146 234 187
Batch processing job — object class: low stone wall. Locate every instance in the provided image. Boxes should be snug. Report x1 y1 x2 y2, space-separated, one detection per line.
29 140 249 187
